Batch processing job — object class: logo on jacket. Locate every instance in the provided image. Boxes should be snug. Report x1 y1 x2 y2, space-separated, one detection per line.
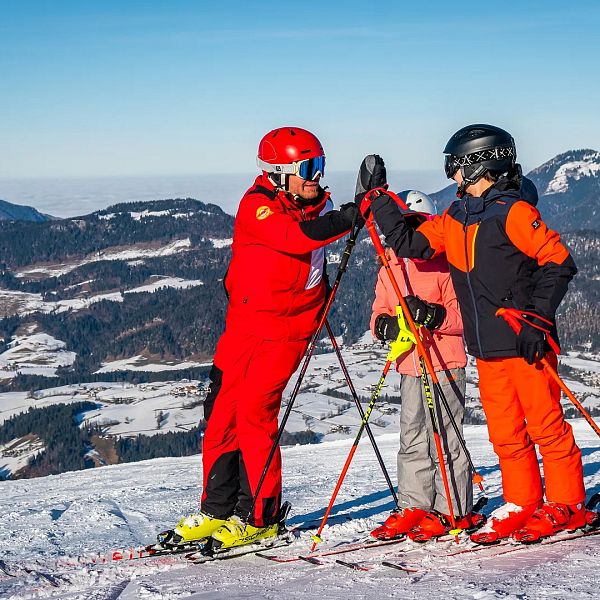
532 219 540 230
256 206 273 220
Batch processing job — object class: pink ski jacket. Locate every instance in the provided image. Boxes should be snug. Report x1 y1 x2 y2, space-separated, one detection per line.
370 249 467 376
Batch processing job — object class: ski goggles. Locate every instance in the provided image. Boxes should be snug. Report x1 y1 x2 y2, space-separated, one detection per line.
257 155 325 180
444 154 460 179
444 146 516 179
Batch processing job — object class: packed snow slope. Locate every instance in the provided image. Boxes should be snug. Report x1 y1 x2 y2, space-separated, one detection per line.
0 421 598 599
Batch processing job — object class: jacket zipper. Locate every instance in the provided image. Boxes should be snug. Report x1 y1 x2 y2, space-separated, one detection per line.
463 204 484 357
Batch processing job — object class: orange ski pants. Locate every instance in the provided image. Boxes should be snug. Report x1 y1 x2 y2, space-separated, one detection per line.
476 353 585 506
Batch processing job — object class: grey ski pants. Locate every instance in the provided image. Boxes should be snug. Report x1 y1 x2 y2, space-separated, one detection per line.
397 367 472 516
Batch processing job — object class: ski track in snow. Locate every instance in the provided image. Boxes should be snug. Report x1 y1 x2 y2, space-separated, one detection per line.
0 422 598 599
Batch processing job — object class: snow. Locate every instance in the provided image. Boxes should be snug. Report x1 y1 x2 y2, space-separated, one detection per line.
124 276 203 295
0 276 203 318
544 152 600 194
0 332 76 379
209 238 232 248
0 435 44 476
0 381 207 444
129 209 172 220
561 352 600 374
0 422 597 599
95 356 207 374
15 238 193 279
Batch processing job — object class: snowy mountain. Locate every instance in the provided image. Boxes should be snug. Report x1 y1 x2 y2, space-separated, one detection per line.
0 198 51 222
0 420 598 599
430 149 600 232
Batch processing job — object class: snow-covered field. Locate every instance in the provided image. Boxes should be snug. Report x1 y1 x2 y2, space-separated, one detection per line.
1 338 599 478
0 421 598 599
14 238 193 280
0 330 76 380
0 276 204 320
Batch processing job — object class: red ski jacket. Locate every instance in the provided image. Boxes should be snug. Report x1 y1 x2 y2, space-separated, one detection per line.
223 175 351 341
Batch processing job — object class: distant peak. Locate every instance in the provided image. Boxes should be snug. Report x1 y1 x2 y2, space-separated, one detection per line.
528 149 600 195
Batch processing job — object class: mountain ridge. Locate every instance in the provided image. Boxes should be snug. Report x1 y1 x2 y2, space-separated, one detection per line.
0 198 51 222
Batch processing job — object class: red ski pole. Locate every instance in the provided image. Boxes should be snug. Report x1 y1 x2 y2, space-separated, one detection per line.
497 307 600 438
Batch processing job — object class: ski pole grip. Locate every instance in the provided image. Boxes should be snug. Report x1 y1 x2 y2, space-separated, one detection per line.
496 307 560 355
496 307 522 334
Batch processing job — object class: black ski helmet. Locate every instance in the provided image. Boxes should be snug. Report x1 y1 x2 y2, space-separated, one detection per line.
443 124 517 197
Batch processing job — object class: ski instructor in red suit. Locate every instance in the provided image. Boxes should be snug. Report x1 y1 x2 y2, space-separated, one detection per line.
166 127 361 550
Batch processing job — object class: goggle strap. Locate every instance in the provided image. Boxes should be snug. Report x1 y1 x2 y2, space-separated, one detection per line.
256 157 296 174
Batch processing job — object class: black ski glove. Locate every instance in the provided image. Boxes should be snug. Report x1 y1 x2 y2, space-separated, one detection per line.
355 155 387 216
405 295 446 331
374 313 399 341
516 313 548 364
339 202 365 229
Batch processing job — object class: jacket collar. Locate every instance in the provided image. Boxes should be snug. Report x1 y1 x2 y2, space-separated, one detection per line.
462 180 522 214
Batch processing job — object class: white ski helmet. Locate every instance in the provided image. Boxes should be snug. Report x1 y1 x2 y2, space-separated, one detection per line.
399 190 437 215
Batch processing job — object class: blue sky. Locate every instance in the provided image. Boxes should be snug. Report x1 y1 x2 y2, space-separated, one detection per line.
0 0 599 178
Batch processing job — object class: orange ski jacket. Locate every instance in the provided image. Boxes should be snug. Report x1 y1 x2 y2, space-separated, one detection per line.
372 183 577 359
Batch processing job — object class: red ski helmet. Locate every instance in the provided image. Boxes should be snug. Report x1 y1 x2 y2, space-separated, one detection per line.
257 127 325 190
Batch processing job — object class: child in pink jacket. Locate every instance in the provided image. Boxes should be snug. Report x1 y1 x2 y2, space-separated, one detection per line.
369 191 481 541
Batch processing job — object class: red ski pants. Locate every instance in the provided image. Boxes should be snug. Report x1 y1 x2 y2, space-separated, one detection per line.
476 353 585 506
201 330 308 526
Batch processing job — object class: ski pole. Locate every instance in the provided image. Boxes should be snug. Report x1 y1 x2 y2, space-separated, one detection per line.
246 216 364 524
362 205 459 536
497 307 600 439
426 337 484 491
324 319 399 509
310 359 394 552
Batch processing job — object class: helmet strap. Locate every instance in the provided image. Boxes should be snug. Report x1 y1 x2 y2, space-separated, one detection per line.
268 173 290 192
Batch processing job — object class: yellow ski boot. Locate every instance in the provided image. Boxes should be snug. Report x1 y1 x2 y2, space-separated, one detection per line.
209 515 279 549
157 512 228 548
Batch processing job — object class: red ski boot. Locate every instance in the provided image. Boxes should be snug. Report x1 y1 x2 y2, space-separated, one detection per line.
470 502 540 545
512 501 589 543
407 511 486 542
370 508 427 540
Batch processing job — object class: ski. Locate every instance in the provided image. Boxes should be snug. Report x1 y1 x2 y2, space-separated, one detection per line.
335 558 371 571
185 538 294 564
377 524 600 573
256 534 407 563
381 561 420 573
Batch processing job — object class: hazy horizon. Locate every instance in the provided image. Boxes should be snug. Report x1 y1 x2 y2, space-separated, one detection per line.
0 169 449 218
